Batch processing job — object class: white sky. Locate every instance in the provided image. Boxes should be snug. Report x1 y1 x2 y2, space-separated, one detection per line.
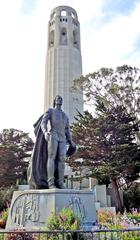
0 0 140 137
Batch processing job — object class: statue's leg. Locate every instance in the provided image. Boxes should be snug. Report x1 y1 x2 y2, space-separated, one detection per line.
57 141 67 189
47 136 58 188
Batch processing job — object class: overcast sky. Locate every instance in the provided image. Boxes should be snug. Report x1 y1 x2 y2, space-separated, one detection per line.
0 0 140 136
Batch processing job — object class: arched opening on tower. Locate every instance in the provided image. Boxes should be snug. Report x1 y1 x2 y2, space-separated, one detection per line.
49 30 54 47
73 30 78 48
61 10 67 16
71 12 76 19
51 12 56 19
60 28 67 45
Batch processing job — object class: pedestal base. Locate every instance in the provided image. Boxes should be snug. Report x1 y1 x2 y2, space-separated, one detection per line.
6 189 96 230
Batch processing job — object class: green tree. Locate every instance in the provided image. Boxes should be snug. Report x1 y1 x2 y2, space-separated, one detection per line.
0 128 34 187
124 182 140 211
69 106 140 212
72 65 140 121
70 65 140 211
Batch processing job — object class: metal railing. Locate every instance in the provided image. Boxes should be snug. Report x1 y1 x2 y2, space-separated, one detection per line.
0 228 140 240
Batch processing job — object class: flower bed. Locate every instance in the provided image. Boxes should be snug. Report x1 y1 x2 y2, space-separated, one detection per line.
97 208 140 230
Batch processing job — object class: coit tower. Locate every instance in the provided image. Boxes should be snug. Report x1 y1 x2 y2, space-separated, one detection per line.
44 6 83 123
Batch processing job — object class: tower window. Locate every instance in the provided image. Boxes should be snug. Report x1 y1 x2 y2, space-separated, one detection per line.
51 12 56 19
60 18 67 22
73 30 78 48
71 12 75 19
49 30 54 47
61 10 67 16
60 28 67 45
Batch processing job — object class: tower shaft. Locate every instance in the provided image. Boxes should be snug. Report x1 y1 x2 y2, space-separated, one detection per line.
44 6 83 123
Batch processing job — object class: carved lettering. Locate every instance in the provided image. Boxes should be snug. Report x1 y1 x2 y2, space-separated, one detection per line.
11 193 40 227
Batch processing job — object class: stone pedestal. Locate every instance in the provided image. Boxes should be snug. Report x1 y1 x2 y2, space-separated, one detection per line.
94 185 107 207
6 189 96 230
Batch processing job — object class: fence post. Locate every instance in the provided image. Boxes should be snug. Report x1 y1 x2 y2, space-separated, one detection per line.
62 228 65 240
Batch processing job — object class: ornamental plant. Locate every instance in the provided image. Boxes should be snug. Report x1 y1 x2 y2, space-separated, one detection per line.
47 208 81 231
1 208 9 222
126 209 140 225
97 209 116 227
0 208 9 229
5 230 37 240
41 208 83 240
97 210 130 230
97 209 140 239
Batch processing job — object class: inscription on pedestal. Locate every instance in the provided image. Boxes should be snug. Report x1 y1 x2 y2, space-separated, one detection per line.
11 193 40 226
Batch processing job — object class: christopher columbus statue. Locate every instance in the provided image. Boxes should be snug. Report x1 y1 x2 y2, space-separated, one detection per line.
27 95 76 189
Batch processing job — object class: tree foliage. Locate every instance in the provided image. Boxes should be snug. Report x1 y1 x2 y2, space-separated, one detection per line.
70 65 140 211
70 107 140 185
124 182 140 211
72 65 140 121
69 107 140 211
0 128 34 187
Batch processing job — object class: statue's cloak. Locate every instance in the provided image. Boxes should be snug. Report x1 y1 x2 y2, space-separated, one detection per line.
27 114 59 189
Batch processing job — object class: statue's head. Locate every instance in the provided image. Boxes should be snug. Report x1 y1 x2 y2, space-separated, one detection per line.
53 95 63 107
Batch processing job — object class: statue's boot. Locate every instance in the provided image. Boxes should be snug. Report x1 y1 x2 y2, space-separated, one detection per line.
48 177 57 189
59 183 65 189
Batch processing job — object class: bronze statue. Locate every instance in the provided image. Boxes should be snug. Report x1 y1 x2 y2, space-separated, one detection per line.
28 95 76 189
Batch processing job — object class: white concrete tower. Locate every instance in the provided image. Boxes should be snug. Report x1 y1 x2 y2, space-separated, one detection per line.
44 6 83 123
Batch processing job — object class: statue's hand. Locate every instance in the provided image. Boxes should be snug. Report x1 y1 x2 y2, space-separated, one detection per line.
70 141 76 148
44 132 50 142
66 142 76 157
